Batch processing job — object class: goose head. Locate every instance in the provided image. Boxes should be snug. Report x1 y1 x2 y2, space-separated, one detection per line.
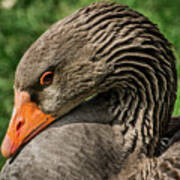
1 2 177 160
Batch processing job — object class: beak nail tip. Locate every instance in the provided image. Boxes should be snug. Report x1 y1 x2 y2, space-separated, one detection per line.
1 135 12 158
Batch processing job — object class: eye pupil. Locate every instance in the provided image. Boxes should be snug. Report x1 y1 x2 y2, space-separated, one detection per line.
44 74 52 83
40 71 53 86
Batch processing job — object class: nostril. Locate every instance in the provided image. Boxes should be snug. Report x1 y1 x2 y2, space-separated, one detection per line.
16 121 24 135
16 122 22 131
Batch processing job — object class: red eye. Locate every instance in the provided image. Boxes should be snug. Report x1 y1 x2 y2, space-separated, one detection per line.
40 71 53 86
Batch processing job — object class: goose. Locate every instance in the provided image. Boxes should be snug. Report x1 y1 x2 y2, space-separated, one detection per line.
0 2 180 179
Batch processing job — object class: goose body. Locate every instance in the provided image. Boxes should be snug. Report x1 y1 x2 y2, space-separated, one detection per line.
1 97 179 180
0 2 180 179
1 97 180 179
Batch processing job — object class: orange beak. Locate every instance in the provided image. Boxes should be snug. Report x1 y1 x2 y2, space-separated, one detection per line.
1 89 55 158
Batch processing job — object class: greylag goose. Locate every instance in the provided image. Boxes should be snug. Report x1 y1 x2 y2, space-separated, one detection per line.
0 2 180 179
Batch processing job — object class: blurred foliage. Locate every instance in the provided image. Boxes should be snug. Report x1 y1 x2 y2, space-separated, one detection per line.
0 0 180 169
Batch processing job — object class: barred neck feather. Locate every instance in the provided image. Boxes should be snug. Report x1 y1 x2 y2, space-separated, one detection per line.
60 2 177 156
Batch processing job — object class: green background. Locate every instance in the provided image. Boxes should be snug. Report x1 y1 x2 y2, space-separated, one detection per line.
0 0 180 169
